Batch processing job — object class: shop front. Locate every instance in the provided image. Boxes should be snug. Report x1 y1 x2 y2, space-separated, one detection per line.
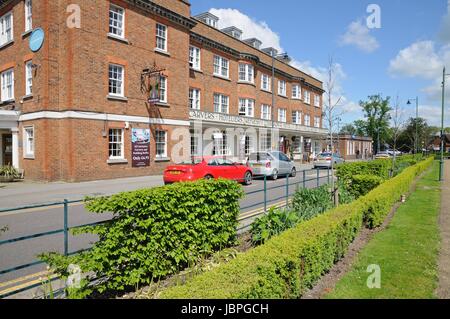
189 110 326 162
0 111 19 168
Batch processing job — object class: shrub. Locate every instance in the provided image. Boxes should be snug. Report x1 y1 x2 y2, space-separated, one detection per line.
349 174 384 198
251 186 334 246
39 179 244 297
337 180 355 205
0 165 20 179
250 208 300 246
159 158 433 299
291 185 333 220
336 160 391 186
363 157 434 228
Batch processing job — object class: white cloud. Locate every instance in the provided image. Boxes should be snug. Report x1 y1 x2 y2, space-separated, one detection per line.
388 41 445 79
209 8 283 51
339 19 380 53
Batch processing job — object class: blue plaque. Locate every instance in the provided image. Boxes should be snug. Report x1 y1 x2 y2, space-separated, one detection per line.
29 28 45 52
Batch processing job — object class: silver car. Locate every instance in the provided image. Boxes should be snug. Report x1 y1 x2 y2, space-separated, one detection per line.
314 152 345 169
248 151 296 180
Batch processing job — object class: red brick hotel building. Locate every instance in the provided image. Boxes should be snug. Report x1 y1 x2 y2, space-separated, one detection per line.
0 0 326 182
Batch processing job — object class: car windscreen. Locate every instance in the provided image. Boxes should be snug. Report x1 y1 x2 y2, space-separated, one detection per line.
318 153 332 158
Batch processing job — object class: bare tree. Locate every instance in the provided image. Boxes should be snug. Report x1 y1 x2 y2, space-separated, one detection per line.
389 95 405 173
322 56 343 205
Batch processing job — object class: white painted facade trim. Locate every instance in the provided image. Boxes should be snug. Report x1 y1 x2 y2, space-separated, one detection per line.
18 111 191 127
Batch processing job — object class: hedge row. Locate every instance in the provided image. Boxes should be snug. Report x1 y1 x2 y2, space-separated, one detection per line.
362 156 434 228
160 157 434 299
40 179 244 295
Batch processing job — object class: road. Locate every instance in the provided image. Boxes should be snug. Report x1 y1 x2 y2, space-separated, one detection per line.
0 168 330 297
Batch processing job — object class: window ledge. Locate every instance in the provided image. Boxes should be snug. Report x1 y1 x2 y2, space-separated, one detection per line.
23 155 35 160
22 94 33 101
260 89 272 94
155 102 170 108
278 94 288 99
0 99 15 105
107 33 130 44
154 48 170 57
292 97 302 101
237 81 256 86
107 95 128 102
22 30 32 38
107 158 128 165
190 68 203 73
155 157 170 162
0 40 14 50
213 74 231 82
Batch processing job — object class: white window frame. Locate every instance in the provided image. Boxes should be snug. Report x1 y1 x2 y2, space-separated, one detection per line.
108 64 124 97
189 88 201 110
156 23 168 52
278 80 287 96
109 4 125 39
108 128 124 160
292 84 301 99
261 104 271 120
0 11 13 46
292 111 301 125
314 95 321 107
238 98 255 117
304 90 311 104
304 114 311 127
1 68 14 102
23 126 34 158
213 55 229 78
278 108 287 123
155 130 168 158
314 116 321 128
159 75 167 103
261 73 271 92
25 0 32 32
189 46 201 70
213 93 229 114
238 63 254 83
25 61 32 96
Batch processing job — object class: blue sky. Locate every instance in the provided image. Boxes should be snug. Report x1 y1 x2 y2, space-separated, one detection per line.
191 0 450 127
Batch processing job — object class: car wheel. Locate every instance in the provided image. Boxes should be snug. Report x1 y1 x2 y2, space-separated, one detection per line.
290 167 297 177
272 170 278 180
204 175 213 180
244 171 253 185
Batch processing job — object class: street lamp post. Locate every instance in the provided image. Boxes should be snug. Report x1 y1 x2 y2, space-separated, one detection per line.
407 97 419 155
271 50 289 151
439 67 450 182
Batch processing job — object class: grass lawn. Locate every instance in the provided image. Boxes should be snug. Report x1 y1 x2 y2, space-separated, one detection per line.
325 161 441 299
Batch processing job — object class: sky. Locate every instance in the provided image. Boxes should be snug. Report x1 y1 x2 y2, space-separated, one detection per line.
191 0 450 128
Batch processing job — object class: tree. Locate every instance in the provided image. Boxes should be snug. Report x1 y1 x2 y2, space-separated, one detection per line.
398 117 430 153
354 120 368 136
388 96 405 171
359 94 392 154
322 56 343 205
340 123 356 135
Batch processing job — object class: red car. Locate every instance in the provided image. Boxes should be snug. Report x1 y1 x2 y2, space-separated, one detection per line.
163 156 253 185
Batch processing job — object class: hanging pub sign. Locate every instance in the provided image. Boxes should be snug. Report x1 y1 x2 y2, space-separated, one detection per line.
131 128 151 167
141 62 166 105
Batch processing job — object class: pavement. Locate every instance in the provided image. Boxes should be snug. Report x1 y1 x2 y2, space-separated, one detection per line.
437 160 450 299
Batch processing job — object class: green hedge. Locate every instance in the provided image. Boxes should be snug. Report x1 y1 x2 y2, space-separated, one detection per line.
160 158 434 299
362 157 434 228
349 174 384 198
336 160 391 184
40 179 244 295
